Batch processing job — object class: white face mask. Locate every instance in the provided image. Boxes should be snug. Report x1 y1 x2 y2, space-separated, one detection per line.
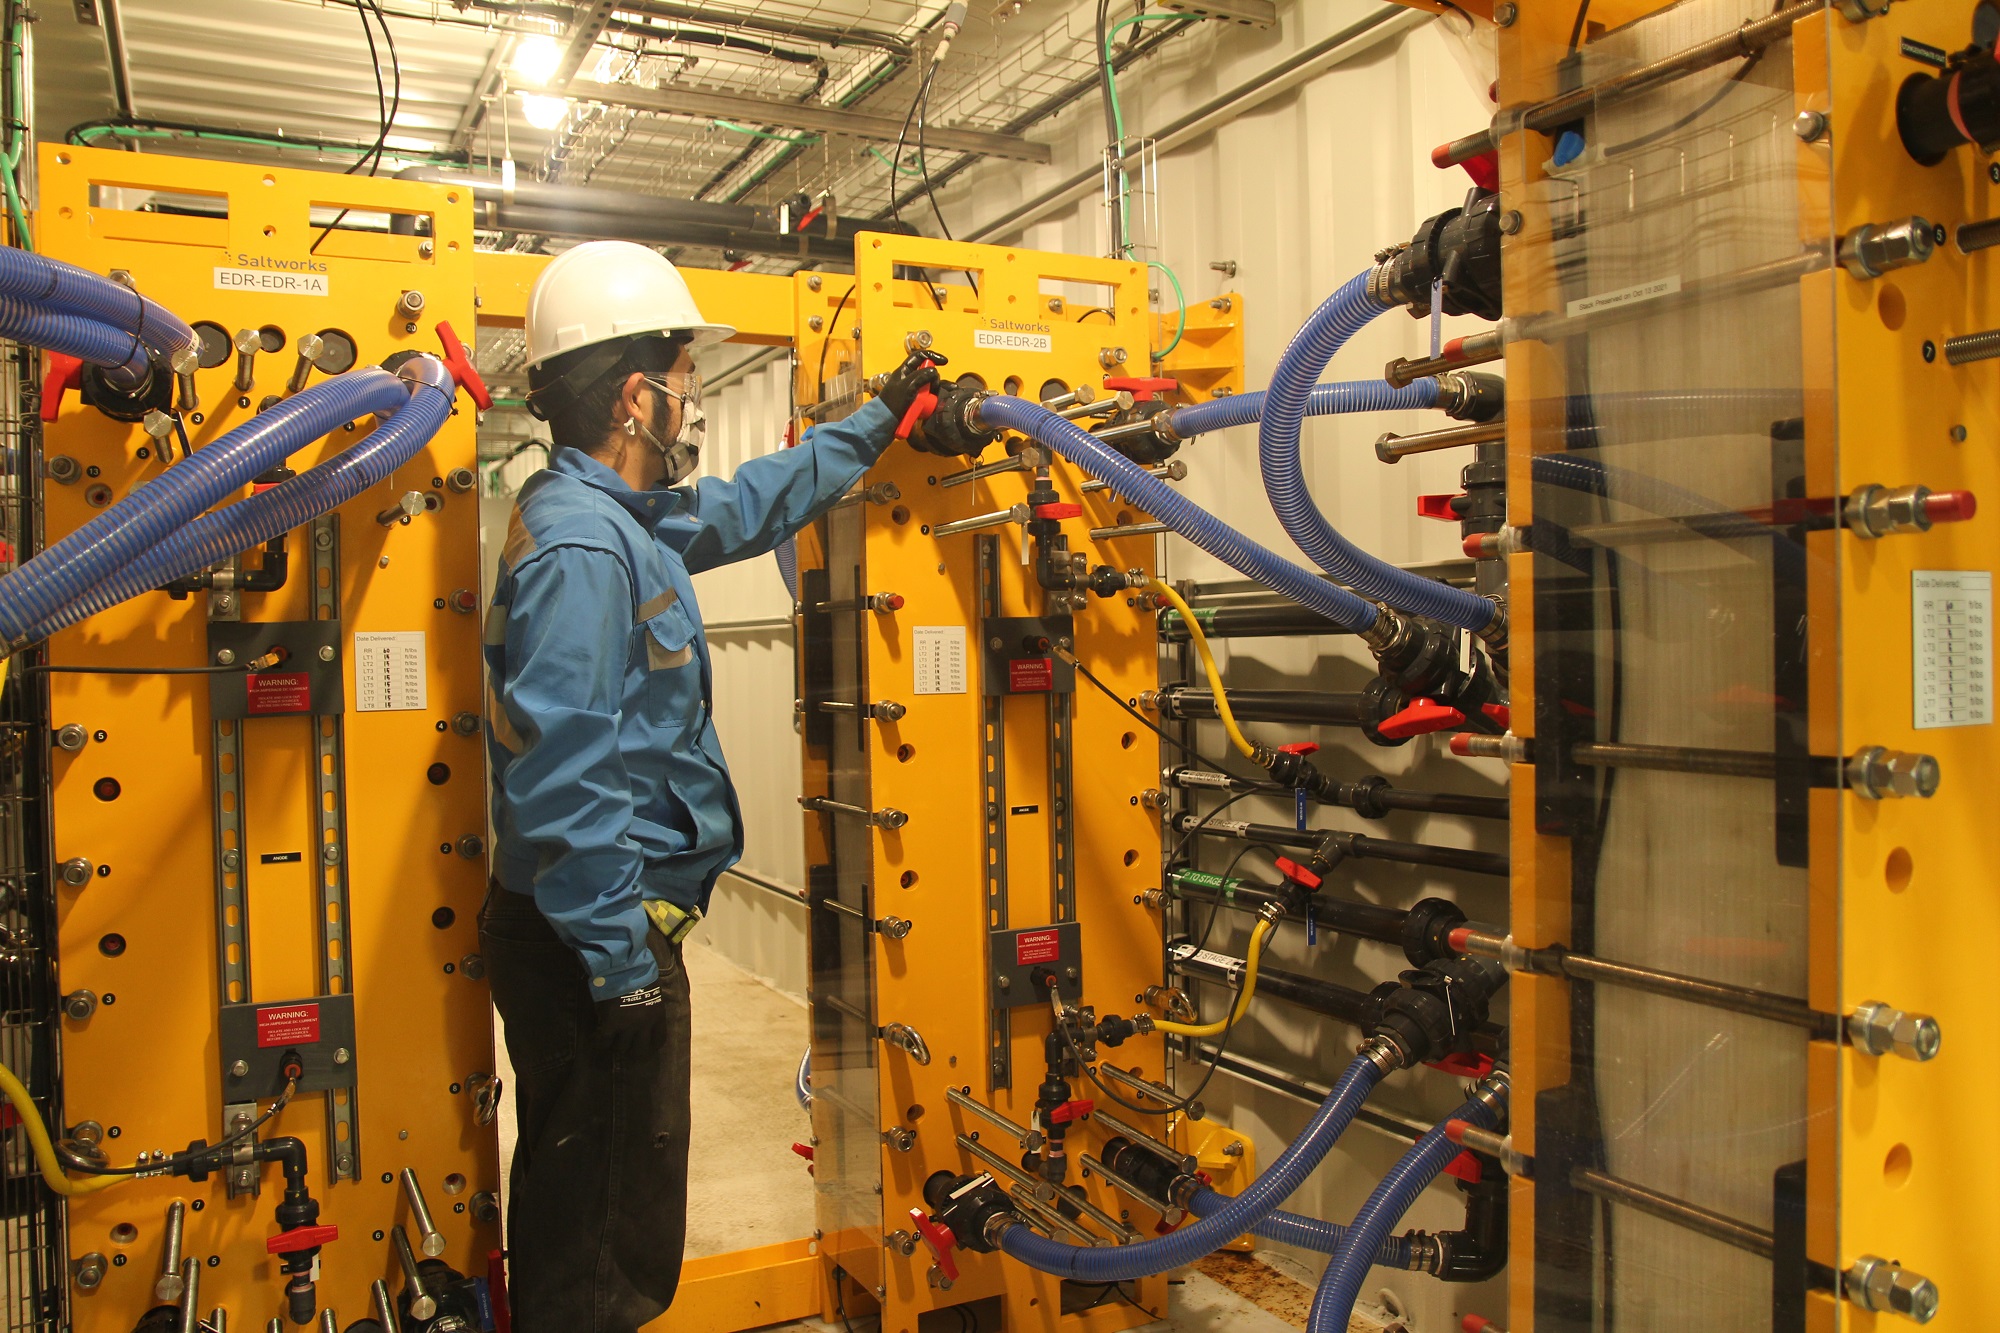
636 372 703 486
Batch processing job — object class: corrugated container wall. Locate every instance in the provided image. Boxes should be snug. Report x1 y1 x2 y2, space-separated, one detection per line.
696 4 1511 1325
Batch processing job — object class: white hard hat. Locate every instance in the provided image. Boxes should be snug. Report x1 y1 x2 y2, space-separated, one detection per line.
524 240 735 369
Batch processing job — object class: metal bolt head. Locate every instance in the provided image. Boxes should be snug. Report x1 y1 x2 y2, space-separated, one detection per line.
72 1253 107 1290
460 953 487 979
1493 0 1517 23
459 832 486 859
1883 749 1940 798
142 409 175 439
807 274 823 291
54 724 87 753
1793 109 1828 142
1847 1255 1939 1322
58 857 94 887
62 990 98 1021
1892 1011 1942 1061
471 1190 500 1223
997 974 1012 991
1839 217 1935 280
1950 424 1968 442
47 455 82 485
808 315 824 332
234 328 261 356
1047 297 1064 313
333 1047 351 1065
230 1059 250 1078
1497 209 1524 235
1099 347 1128 369
453 711 482 737
215 649 236 666
317 645 336 662
417 239 435 259
1208 296 1233 313
447 467 476 493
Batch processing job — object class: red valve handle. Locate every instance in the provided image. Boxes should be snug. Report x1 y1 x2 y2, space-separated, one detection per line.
266 1223 339 1254
1103 375 1178 402
1031 502 1082 520
434 320 493 411
42 353 84 423
1377 697 1467 739
1276 742 1320 757
1480 702 1510 729
1047 1098 1095 1125
1273 856 1322 892
1425 1050 1495 1079
1416 493 1462 521
1462 1316 1500 1333
790 1142 815 1162
895 384 939 441
909 1208 961 1283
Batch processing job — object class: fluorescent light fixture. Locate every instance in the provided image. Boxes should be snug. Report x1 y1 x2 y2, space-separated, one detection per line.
509 34 563 85
519 93 571 131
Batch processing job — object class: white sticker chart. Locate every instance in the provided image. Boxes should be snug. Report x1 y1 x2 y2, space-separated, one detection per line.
353 631 428 712
1913 570 1991 729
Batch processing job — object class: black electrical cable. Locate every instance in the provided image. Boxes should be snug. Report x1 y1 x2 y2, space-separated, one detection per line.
62 1079 296 1176
814 286 856 399
1067 654 1254 784
1165 788 1258 869
1192 839 1283 951
1603 0 1780 156
311 0 399 254
914 66 976 297
1567 0 1592 53
1075 308 1116 323
1054 930 1260 1120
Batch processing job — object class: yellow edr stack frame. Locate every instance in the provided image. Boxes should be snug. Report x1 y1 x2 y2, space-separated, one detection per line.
1486 0 1996 1324
1824 2 1997 1326
38 146 499 1329
793 233 1251 1333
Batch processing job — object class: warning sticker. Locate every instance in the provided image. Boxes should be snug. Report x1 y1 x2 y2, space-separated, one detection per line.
255 1003 321 1048
1007 657 1054 693
245 671 313 715
1015 929 1063 966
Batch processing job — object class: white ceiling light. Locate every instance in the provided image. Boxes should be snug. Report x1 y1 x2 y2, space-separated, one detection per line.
509 34 563 86
518 93 572 131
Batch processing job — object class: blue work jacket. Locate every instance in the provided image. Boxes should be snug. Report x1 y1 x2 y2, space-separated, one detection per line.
485 398 896 997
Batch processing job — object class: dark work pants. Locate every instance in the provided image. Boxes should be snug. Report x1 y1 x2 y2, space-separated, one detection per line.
479 882 693 1333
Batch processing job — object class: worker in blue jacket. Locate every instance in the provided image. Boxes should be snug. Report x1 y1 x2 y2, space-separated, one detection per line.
480 240 937 1332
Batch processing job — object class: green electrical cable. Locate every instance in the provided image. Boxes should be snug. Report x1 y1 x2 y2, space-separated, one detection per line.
2 16 28 250
72 125 460 167
867 145 925 177
1149 259 1186 360
711 119 818 144
1102 12 1180 146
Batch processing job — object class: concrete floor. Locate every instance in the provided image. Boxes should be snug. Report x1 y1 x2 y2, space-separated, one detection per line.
496 941 1321 1331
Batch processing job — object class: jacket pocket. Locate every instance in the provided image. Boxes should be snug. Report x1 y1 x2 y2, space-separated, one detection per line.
643 599 696 672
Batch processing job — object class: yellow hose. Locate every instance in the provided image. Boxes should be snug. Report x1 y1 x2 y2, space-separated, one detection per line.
0 1061 124 1196
1149 578 1256 761
1152 914 1276 1037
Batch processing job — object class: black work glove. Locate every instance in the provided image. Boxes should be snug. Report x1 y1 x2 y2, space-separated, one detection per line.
595 981 670 1060
875 350 944 419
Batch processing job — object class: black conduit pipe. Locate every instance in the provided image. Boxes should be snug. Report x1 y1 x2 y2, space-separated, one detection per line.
1155 685 1365 727
1171 815 1510 878
1159 603 1359 641
1166 767 1510 823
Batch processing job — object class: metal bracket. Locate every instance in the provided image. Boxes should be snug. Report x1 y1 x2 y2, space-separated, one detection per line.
978 537 1012 1090
310 515 361 1183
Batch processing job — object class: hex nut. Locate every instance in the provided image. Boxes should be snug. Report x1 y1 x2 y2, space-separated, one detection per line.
453 711 482 737
1891 1011 1942 1061
1883 750 1940 798
46 455 82 485
58 858 94 888
54 724 87 753
1839 218 1935 280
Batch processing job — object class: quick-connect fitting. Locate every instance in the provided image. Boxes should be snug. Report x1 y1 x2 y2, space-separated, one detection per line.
1433 370 1507 423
